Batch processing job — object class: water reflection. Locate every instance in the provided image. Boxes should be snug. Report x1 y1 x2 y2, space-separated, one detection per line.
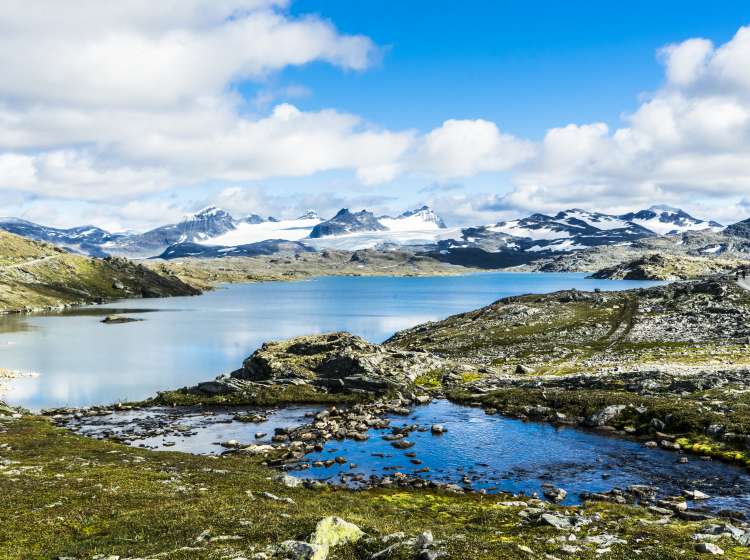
0 273 662 410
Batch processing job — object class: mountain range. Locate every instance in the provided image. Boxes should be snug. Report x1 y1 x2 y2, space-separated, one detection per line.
0 204 743 264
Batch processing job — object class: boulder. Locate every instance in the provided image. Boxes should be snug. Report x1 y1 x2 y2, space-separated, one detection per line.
695 542 724 555
278 540 325 560
307 517 364 560
586 405 628 427
222 332 445 395
542 484 568 503
539 513 573 530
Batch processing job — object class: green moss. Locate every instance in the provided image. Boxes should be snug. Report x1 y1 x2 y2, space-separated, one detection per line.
460 372 483 383
415 369 443 388
146 384 366 408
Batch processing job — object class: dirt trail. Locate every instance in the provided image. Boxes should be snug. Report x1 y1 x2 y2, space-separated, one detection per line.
0 255 57 271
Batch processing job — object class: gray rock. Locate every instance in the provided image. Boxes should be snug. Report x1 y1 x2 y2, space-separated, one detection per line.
695 542 724 555
416 531 434 549
542 485 568 503
277 540 324 560
540 513 572 530
274 472 303 488
683 489 711 500
586 405 628 427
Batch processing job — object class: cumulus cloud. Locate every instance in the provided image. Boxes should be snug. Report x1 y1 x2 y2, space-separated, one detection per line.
0 0 533 225
0 1 375 108
1 5 750 229
491 23 750 222
411 119 535 177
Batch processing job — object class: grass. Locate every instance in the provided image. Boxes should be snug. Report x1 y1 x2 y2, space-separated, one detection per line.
414 369 443 389
0 231 198 313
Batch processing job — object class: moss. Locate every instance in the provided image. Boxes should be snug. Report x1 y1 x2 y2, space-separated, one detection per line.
415 369 443 388
0 231 198 312
146 384 367 408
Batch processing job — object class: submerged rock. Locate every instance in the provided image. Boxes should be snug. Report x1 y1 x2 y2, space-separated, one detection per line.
101 315 143 324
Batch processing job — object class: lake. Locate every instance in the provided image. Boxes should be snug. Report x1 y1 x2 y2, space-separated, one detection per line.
0 273 661 410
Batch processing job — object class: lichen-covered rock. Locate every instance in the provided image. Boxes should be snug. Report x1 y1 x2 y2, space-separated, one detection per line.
306 516 364 559
200 332 446 395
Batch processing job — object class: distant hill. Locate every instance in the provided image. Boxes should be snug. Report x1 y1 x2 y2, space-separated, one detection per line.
0 231 199 312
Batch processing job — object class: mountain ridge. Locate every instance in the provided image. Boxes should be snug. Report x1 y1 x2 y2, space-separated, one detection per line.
0 205 739 262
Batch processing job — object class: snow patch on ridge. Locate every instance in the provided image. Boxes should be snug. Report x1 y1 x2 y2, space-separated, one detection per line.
200 217 322 246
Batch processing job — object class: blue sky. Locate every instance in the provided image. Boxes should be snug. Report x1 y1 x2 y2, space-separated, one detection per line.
277 1 750 136
1 2 750 230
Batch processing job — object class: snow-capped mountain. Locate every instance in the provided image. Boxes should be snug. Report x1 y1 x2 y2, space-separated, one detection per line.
200 214 322 247
380 205 447 230
297 210 321 221
239 213 265 225
485 209 653 251
619 205 723 235
101 206 238 257
0 217 121 257
309 209 387 238
0 203 731 262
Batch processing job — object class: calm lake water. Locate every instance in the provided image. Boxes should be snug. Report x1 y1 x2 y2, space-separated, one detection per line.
0 273 660 410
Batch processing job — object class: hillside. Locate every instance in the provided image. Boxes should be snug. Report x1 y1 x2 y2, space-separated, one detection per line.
147 249 480 290
0 231 199 312
589 253 744 280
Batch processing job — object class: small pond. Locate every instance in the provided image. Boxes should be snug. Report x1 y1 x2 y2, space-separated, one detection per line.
66 400 750 514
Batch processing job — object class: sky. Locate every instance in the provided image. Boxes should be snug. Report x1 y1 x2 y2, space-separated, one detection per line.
1 0 750 231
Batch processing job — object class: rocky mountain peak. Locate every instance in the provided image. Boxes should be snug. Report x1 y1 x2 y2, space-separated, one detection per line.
297 210 321 221
396 205 447 228
309 209 387 238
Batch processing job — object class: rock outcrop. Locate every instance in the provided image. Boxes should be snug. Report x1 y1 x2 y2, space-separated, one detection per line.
193 332 445 396
589 253 742 280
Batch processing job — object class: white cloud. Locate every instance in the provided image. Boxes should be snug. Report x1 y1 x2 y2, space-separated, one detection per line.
1 6 750 229
660 38 713 87
493 23 750 222
0 151 168 200
0 1 375 108
412 119 535 177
